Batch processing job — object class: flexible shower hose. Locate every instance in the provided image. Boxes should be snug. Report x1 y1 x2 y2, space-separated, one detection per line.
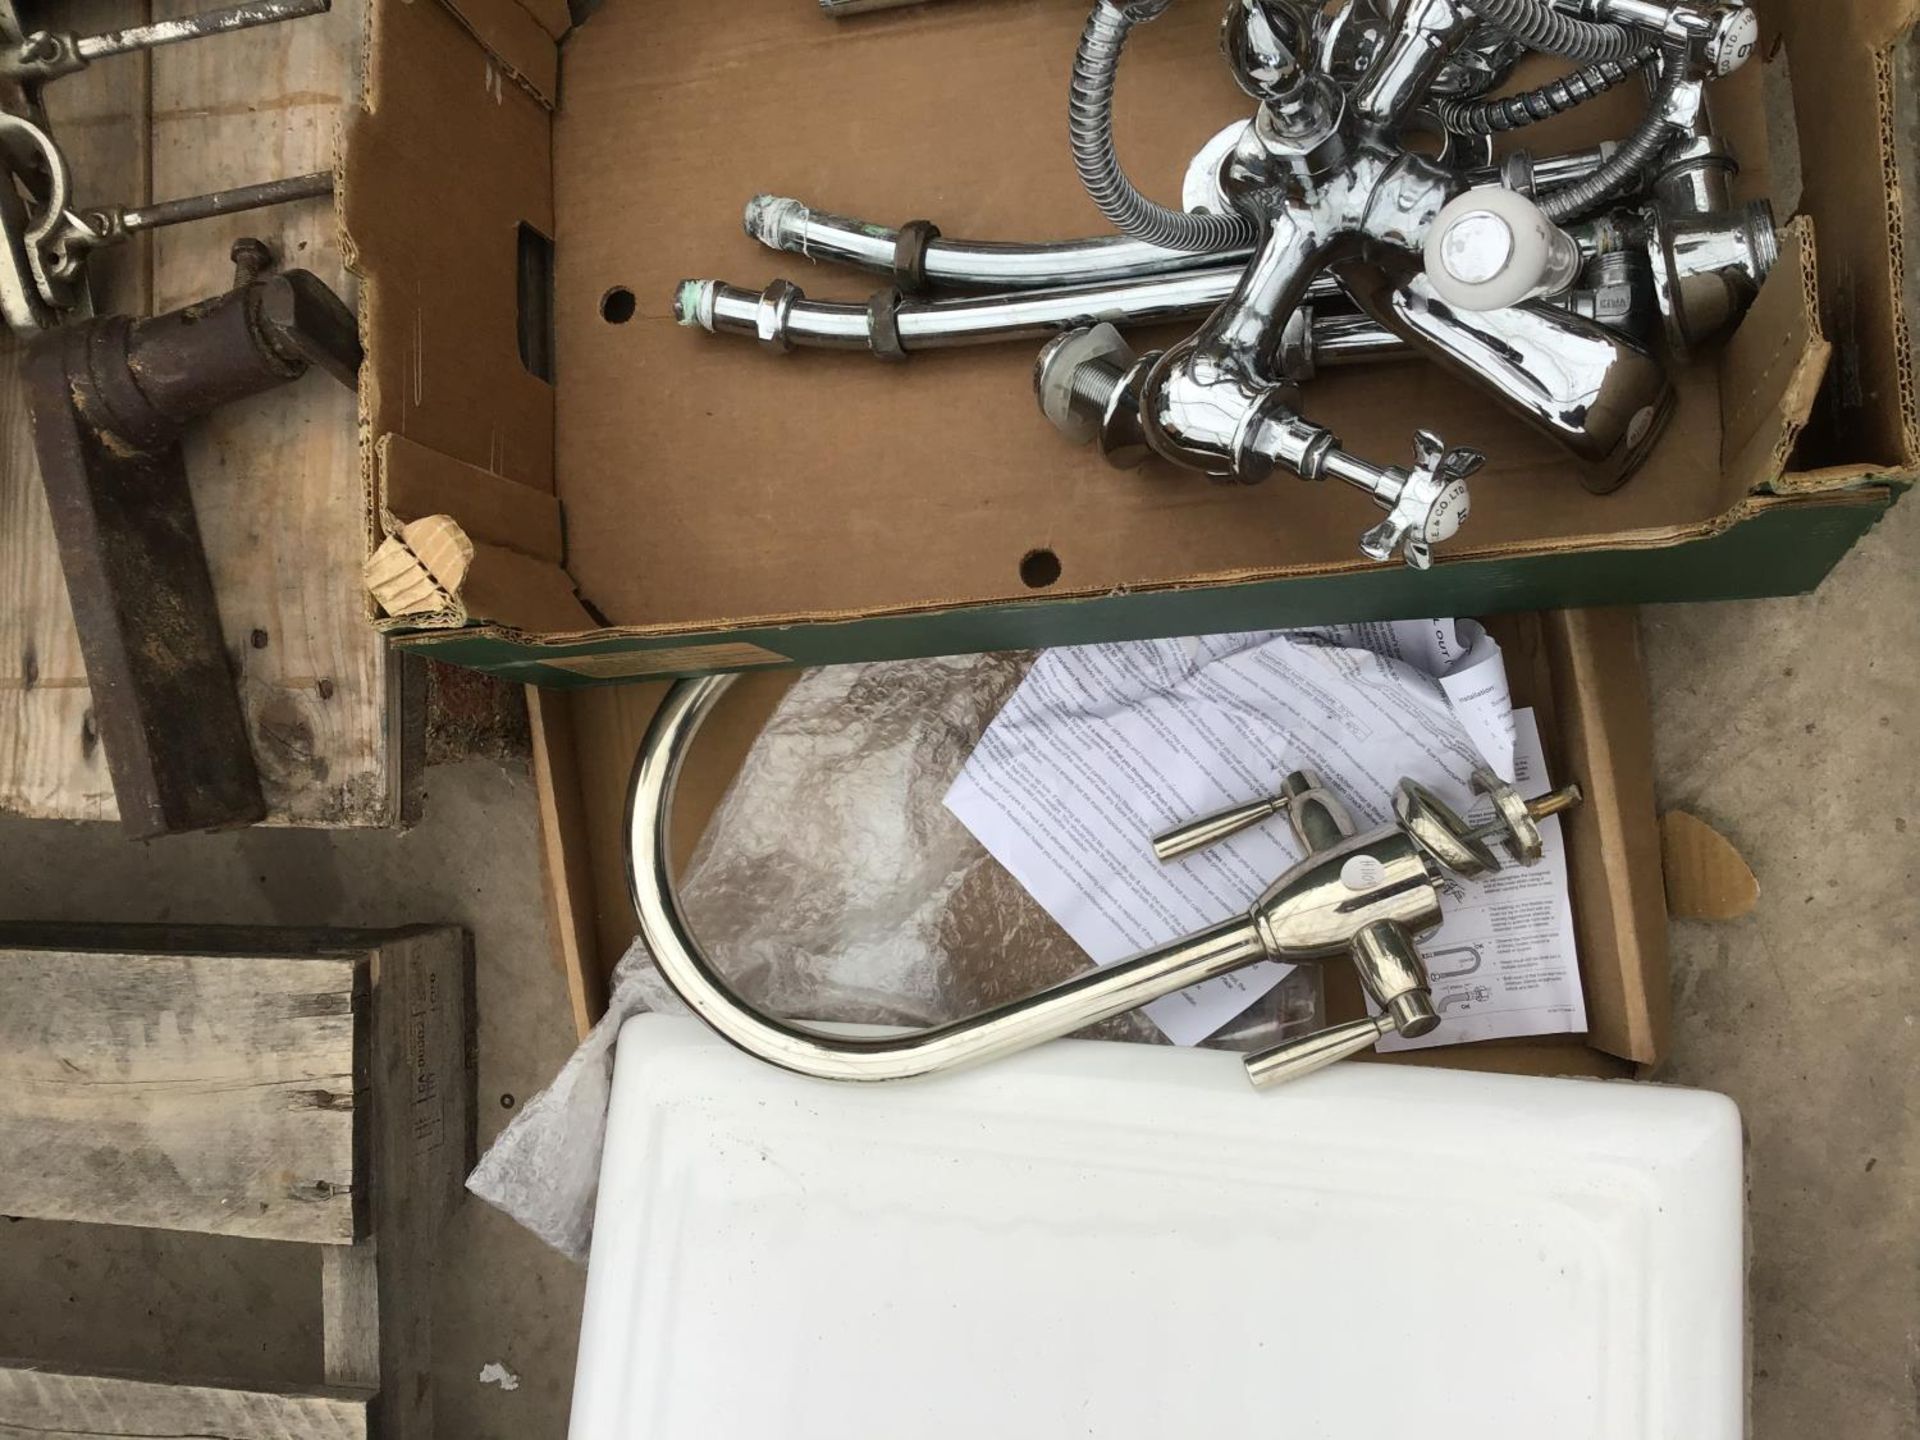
1535 42 1688 219
1070 1 1261 253
1456 0 1640 59
1437 47 1656 133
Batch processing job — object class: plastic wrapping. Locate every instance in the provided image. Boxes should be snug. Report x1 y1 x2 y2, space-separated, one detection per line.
469 653 1322 1260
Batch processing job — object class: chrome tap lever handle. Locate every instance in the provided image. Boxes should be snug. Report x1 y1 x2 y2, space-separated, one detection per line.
1152 793 1290 862
1244 1014 1395 1088
1244 919 1437 1088
1349 431 1481 570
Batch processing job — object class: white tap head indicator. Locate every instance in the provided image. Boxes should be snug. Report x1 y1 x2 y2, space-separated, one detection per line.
1423 186 1583 313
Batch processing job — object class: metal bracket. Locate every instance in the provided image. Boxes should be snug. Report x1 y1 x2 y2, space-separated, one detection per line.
25 244 362 837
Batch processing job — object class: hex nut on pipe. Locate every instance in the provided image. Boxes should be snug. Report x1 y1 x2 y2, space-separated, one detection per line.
755 278 802 353
1034 321 1137 447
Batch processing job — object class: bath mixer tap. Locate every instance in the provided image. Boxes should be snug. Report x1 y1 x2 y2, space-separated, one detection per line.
674 0 1771 561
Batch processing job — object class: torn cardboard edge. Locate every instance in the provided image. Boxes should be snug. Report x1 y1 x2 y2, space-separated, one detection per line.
364 478 1889 644
363 512 594 634
1722 219 1832 492
1659 810 1761 921
1873 36 1920 466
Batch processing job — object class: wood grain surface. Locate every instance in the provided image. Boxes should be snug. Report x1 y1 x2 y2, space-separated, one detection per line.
0 937 365 1243
0 1364 371 1440
0 0 400 827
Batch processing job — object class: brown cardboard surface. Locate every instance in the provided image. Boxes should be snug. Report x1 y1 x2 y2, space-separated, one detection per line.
345 0 556 498
516 0 571 43
1539 608 1669 1066
528 686 607 1038
1720 220 1830 492
1773 0 1920 470
380 435 564 563
438 0 561 104
1660 810 1761 921
459 540 599 634
539 612 1666 1080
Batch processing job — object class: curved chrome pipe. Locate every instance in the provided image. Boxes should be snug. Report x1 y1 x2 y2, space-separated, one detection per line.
744 193 1256 292
627 677 1580 1087
675 270 1415 368
628 674 1280 1083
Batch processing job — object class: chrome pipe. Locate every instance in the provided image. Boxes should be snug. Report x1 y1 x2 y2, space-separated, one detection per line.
674 258 1633 373
677 271 1424 368
676 269 1362 354
738 150 1613 294
628 674 1275 1083
744 194 1254 291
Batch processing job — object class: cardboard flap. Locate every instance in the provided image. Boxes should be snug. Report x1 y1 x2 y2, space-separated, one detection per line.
1659 810 1760 921
1775 8 1920 472
344 0 556 501
1719 218 1830 493
1541 608 1668 1067
437 0 560 106
462 541 599 633
380 434 565 564
515 0 571 42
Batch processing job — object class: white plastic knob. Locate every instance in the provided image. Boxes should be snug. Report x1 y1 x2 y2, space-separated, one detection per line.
1704 5 1759 77
1423 187 1582 313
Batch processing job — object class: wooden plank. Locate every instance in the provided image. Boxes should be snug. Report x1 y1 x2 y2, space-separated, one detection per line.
527 686 606 1039
149 0 394 827
0 0 150 822
0 938 365 1243
0 1363 370 1440
0 0 405 828
318 1245 380 1390
322 926 473 1440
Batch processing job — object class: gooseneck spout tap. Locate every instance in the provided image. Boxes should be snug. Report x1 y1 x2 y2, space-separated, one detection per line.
626 675 1582 1090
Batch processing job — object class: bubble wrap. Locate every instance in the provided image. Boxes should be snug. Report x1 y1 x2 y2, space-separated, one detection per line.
468 653 1321 1262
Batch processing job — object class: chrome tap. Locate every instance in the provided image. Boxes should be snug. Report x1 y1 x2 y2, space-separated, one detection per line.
674 0 1770 559
625 675 1583 1089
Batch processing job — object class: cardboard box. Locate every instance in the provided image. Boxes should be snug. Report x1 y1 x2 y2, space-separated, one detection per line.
529 608 1687 1082
345 0 1913 681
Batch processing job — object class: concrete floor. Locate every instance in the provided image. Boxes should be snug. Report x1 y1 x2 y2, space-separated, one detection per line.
0 502 1914 1438
1645 492 1920 1440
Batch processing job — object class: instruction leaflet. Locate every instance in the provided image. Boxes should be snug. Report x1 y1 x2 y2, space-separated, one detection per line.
944 624 1584 1048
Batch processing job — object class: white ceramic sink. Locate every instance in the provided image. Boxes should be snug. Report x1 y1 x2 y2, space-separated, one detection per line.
571 1015 1743 1440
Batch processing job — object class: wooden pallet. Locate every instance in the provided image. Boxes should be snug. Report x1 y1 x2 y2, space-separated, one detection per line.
0 0 405 828
0 924 473 1440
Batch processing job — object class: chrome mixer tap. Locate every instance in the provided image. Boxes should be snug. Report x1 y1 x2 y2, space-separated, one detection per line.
625 674 1582 1090
675 0 1770 563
